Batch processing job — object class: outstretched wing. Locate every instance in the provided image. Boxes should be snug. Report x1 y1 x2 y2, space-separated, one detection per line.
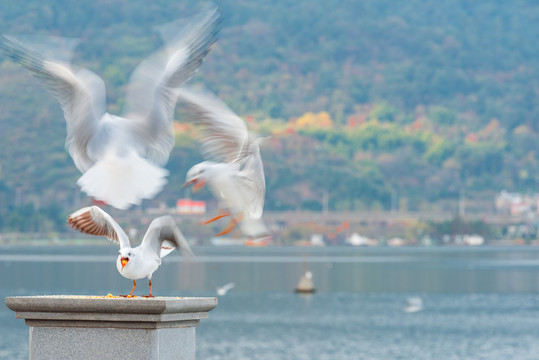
0 35 106 172
237 142 266 218
122 7 221 166
141 215 194 260
67 206 130 249
178 87 266 217
176 87 250 164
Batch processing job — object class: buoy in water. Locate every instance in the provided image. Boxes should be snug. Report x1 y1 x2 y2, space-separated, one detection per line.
295 271 316 293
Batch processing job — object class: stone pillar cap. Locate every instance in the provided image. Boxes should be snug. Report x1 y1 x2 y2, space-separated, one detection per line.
6 295 218 329
6 295 217 314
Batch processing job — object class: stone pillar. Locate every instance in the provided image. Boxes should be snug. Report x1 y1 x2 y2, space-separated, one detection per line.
5 295 217 360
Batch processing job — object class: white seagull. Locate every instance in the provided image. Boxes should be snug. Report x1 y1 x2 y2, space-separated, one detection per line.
179 88 269 238
67 206 194 297
216 282 236 296
0 8 220 209
404 296 424 313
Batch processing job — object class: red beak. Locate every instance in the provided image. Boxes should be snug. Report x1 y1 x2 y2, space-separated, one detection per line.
193 179 206 192
183 178 206 192
120 257 129 270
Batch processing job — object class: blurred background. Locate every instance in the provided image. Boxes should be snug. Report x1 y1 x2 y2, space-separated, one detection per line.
1 1 539 359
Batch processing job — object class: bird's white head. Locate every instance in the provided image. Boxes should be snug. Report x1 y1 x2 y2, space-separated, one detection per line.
118 248 134 270
184 162 210 192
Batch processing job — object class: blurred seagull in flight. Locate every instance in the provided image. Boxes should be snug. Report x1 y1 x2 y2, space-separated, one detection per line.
67 206 194 297
180 88 269 238
216 282 236 296
0 8 220 209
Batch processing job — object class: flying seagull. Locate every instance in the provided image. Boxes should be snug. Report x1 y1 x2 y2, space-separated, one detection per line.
179 88 269 238
216 282 236 296
0 8 220 209
67 206 194 297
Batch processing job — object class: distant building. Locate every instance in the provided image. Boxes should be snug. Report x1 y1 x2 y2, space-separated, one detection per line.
310 234 325 246
454 234 485 246
346 233 378 246
177 199 206 215
495 191 539 216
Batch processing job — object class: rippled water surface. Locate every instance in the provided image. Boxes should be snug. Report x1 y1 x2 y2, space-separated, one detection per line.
2 245 539 359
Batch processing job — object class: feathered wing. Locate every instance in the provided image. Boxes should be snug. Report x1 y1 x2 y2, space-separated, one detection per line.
220 283 235 292
178 87 266 217
236 145 266 219
67 206 130 249
0 35 106 173
213 163 268 237
141 215 194 260
122 7 221 166
176 87 250 163
214 170 268 237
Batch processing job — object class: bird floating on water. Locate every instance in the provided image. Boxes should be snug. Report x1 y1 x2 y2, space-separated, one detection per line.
0 8 220 209
67 206 194 297
179 88 269 238
404 296 423 313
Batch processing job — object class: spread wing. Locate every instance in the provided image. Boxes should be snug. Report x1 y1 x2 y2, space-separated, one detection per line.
236 143 266 218
141 215 194 260
178 88 266 216
176 87 250 164
0 35 106 172
122 7 221 166
67 206 130 249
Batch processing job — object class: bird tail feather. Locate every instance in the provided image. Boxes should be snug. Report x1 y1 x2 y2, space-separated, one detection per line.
239 216 270 239
77 153 168 210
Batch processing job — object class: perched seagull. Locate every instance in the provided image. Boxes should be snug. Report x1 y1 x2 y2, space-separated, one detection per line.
179 88 269 238
67 206 194 297
0 8 220 209
216 282 236 296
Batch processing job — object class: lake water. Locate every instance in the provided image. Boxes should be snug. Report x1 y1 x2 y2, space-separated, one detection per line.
2 245 539 359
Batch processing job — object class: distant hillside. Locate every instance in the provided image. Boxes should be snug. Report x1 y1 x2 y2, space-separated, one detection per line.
0 0 538 232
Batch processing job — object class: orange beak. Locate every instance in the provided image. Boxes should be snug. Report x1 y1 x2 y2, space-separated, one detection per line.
121 257 129 270
183 178 206 193
183 179 196 188
193 179 206 192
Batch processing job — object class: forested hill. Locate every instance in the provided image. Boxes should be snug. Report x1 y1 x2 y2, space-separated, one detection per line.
0 0 538 232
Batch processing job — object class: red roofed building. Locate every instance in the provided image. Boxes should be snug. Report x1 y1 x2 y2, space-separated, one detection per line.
177 199 206 215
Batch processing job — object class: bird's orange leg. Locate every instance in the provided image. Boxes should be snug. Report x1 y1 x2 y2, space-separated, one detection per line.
129 280 137 295
216 214 243 236
120 280 137 297
143 279 155 298
201 209 230 225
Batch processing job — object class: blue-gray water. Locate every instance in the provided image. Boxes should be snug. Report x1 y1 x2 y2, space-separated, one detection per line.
2 245 539 359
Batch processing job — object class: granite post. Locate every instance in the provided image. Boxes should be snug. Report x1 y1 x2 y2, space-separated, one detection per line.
5 295 217 360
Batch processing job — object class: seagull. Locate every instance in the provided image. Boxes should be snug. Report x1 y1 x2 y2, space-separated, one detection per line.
179 88 269 238
67 206 194 297
404 296 423 313
216 282 236 296
0 8 220 209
